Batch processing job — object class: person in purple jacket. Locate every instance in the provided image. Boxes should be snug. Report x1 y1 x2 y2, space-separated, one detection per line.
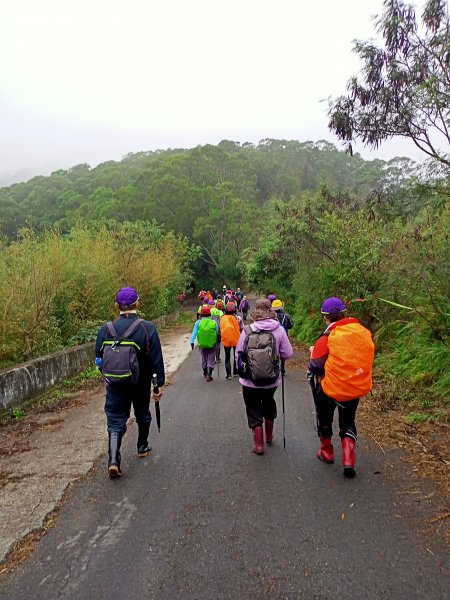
236 298 293 455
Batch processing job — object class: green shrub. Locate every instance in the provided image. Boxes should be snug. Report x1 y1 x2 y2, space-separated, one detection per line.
0 222 196 366
243 188 450 408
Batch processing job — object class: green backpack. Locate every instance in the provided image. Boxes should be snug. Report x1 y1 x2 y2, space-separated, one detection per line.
197 318 218 349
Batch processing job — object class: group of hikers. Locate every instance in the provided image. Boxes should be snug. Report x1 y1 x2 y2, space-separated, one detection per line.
95 286 374 481
196 286 251 319
190 288 294 383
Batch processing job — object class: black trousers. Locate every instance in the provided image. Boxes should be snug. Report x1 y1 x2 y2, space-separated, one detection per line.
105 382 151 434
224 346 237 376
314 386 359 441
242 385 278 429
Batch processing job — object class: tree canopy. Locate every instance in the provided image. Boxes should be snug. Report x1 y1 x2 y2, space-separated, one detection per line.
328 0 450 168
0 139 419 283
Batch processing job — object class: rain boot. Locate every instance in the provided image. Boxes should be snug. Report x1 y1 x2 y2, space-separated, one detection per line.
264 419 274 445
137 422 151 457
108 432 122 478
317 436 334 463
206 367 213 382
342 437 356 478
252 426 264 455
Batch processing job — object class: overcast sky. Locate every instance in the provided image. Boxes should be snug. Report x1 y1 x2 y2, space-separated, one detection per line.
0 0 429 181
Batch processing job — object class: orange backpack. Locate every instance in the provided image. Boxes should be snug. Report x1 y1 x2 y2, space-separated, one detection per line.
321 322 375 401
220 315 241 348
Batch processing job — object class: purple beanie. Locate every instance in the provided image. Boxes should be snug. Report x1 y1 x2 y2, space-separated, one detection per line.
321 297 347 314
267 294 277 303
116 287 139 306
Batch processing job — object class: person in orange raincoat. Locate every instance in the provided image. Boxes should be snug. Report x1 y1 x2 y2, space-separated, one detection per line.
220 302 242 379
309 297 374 478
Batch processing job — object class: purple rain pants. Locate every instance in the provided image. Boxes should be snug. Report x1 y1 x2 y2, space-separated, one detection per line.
200 347 216 371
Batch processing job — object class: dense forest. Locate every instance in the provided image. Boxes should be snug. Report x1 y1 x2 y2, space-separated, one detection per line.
0 139 417 281
1 139 448 415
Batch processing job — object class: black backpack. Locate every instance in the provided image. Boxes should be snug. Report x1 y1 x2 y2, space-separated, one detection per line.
237 325 280 385
101 319 143 385
280 312 294 331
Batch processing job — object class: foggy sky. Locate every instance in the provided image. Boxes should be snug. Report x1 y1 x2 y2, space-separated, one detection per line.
0 0 429 184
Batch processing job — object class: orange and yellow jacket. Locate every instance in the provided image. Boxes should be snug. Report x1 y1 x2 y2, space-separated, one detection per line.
309 317 374 401
220 314 241 348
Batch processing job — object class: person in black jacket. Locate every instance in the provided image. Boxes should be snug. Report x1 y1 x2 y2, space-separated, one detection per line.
271 299 294 335
96 287 165 478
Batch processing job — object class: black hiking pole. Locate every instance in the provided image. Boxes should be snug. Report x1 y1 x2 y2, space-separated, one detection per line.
216 341 221 378
281 359 286 449
152 373 161 433
217 344 220 379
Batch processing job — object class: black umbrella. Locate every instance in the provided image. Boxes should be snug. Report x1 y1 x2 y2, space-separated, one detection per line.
307 370 319 403
307 369 322 432
152 373 161 433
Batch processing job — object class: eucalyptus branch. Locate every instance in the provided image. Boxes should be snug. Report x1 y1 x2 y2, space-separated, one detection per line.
328 0 450 168
198 244 219 268
304 235 336 262
436 106 450 141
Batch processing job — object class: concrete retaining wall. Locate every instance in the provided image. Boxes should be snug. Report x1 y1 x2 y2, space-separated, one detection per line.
0 343 95 411
0 311 180 411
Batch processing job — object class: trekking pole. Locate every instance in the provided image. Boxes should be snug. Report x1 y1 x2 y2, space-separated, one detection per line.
281 359 286 449
217 339 221 378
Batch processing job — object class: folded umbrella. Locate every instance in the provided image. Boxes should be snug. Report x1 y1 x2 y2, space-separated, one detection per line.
152 373 161 433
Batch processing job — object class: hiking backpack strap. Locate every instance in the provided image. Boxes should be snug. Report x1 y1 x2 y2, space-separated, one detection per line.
121 318 143 340
106 321 119 339
106 319 143 341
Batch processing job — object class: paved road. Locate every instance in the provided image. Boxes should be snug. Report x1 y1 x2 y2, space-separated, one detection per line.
1 349 448 599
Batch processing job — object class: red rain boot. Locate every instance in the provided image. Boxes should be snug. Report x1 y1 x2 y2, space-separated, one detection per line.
252 426 264 455
342 437 356 478
317 436 334 463
264 420 274 445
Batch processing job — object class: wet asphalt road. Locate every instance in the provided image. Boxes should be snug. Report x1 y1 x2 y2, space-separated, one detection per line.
1 348 449 600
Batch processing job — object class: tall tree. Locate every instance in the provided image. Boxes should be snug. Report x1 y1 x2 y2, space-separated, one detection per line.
328 0 450 168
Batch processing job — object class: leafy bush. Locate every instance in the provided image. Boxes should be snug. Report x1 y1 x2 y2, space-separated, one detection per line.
243 185 450 408
0 221 197 366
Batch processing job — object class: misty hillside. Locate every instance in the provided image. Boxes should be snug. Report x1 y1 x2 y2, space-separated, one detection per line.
0 138 416 237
